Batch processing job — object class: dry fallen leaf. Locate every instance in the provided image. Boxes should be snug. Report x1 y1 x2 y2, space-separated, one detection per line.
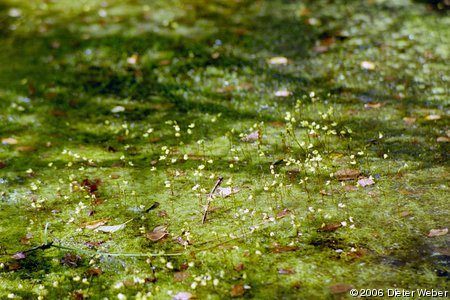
174 271 189 282
230 285 246 297
86 267 103 276
399 211 414 217
427 228 448 237
318 223 342 232
234 263 244 272
16 146 36 152
268 56 289 65
357 176 375 187
82 219 109 229
0 161 6 169
335 169 360 181
95 219 132 233
330 283 354 294
271 245 299 253
146 225 169 241
360 61 375 70
276 208 291 219
364 102 383 108
403 117 416 125
277 267 295 275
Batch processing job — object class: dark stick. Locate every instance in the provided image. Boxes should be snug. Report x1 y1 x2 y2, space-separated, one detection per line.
202 176 223 224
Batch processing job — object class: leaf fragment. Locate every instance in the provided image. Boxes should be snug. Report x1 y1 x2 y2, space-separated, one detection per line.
82 219 109 229
16 146 36 152
174 271 189 282
335 169 360 181
230 285 246 297
95 219 132 233
277 267 295 274
146 225 169 241
318 223 342 232
403 117 416 125
330 283 353 294
427 228 448 237
271 245 299 253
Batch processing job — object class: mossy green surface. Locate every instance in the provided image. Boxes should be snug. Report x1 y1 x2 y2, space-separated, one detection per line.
0 0 449 299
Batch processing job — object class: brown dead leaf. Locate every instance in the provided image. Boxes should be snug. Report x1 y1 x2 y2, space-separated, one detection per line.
427 228 448 237
335 169 360 181
320 190 332 196
277 267 295 275
269 121 285 128
61 253 82 267
217 86 236 93
146 225 169 241
403 117 416 125
159 59 171 66
7 262 22 271
0 161 6 169
239 82 254 90
16 146 36 152
344 185 357 192
330 283 354 294
230 285 246 297
276 208 291 219
318 223 342 232
20 232 33 245
174 271 189 282
1 138 18 145
234 263 244 272
399 211 414 217
364 102 383 108
82 219 109 229
271 245 299 253
86 267 102 276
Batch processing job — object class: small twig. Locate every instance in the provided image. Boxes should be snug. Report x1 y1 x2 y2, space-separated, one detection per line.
23 242 54 254
202 176 223 224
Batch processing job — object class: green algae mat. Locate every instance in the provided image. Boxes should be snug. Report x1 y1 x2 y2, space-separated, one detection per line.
0 0 449 299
